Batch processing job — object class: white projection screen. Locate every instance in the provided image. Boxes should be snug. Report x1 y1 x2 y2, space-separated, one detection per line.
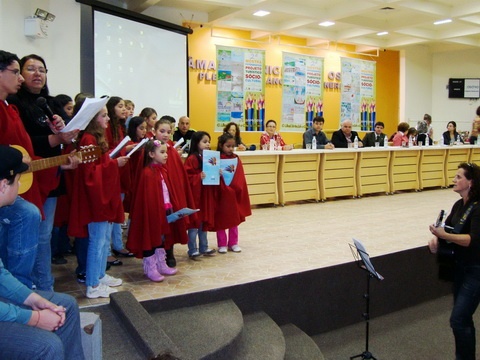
93 10 187 121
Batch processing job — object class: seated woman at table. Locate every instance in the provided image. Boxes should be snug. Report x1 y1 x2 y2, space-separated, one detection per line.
391 122 410 146
443 121 464 145
406 127 417 145
224 122 247 151
259 120 293 150
416 120 433 146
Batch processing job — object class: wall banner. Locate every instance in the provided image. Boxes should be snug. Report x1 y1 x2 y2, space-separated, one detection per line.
216 46 265 132
340 58 376 131
281 52 324 133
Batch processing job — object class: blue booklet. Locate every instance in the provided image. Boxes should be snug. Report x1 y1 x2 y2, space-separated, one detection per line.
220 158 238 186
167 208 200 223
202 150 220 185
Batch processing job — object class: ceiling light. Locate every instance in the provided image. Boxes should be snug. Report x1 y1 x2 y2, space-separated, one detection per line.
319 21 335 27
377 31 388 36
253 10 270 17
434 19 452 25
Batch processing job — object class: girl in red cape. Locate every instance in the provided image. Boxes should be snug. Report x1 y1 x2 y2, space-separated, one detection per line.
184 131 217 258
215 133 251 253
154 118 197 266
126 140 180 281
68 106 128 298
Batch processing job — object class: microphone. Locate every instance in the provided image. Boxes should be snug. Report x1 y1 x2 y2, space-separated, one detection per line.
36 97 59 133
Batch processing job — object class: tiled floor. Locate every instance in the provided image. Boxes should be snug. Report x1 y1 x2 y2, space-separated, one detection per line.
53 188 459 308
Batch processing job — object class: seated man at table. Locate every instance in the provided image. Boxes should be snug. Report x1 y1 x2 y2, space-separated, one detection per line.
303 116 334 149
362 121 387 147
331 120 363 148
173 116 196 144
0 145 85 359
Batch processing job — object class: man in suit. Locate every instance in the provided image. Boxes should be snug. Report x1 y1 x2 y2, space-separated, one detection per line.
362 121 387 147
331 120 363 148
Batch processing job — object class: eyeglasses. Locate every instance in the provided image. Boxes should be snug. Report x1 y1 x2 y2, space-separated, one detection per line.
2 68 21 77
24 66 47 75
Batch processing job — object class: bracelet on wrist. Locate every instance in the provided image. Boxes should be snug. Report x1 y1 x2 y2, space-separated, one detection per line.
34 310 40 327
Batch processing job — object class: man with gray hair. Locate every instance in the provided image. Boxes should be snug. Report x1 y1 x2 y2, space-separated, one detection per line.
331 120 363 148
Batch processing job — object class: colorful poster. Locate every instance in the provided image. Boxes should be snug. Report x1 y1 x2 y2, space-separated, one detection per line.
340 58 376 131
216 46 265 132
281 53 324 133
220 158 238 186
202 150 220 185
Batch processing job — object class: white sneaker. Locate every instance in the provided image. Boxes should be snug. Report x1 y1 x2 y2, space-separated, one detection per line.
86 283 117 299
229 245 242 253
99 274 122 287
218 246 228 254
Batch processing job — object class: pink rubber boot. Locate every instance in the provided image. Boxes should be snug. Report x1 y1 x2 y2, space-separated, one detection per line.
155 248 178 275
143 255 165 282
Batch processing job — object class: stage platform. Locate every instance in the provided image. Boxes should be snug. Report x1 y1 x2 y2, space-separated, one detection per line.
53 187 458 314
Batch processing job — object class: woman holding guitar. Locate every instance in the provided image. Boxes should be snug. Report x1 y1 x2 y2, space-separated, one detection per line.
429 163 480 360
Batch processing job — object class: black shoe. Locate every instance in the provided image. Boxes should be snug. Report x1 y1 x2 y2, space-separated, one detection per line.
106 262 111 271
107 259 123 266
165 248 176 267
112 249 135 257
52 256 67 265
77 273 86 283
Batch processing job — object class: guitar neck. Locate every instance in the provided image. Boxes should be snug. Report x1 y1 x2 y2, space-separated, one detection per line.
29 154 71 173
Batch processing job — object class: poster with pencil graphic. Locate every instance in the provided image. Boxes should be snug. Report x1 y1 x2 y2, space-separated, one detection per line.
202 150 220 185
220 158 238 186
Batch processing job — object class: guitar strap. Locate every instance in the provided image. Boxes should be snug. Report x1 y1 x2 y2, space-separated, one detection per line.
452 201 478 234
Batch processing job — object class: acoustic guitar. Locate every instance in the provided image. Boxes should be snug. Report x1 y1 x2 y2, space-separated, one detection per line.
10 145 101 194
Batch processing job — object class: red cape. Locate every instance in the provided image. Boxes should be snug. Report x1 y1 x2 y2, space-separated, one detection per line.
184 154 217 230
213 153 251 230
67 133 124 237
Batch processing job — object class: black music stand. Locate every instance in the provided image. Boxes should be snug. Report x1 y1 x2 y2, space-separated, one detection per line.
349 238 384 360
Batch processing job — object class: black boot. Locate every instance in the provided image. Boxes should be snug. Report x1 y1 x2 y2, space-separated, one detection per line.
165 247 176 268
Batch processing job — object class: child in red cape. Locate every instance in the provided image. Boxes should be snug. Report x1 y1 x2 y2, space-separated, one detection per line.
215 133 251 253
127 139 182 281
154 118 197 266
184 131 217 258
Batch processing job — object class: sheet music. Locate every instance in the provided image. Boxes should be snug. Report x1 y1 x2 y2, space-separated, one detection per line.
127 138 149 157
353 238 384 280
173 138 184 149
61 97 109 132
109 136 131 159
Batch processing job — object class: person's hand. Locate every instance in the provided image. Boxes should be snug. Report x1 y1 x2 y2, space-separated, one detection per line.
60 151 80 170
117 156 129 167
21 153 32 166
283 144 294 151
200 171 206 180
24 293 66 330
325 143 335 150
429 224 447 239
358 141 364 148
428 236 438 254
51 115 65 132
35 309 64 331
237 144 246 151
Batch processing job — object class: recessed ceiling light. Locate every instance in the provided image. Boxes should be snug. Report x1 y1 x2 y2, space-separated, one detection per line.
377 31 388 36
434 19 452 25
319 21 335 27
253 10 270 17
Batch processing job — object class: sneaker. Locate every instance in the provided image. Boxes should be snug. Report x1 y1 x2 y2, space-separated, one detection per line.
201 249 217 256
189 251 201 259
99 274 122 287
229 245 242 253
218 246 228 254
86 283 117 299
77 273 86 283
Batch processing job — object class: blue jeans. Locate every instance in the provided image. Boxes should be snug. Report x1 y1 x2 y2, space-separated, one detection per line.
0 196 41 288
0 290 85 360
109 193 125 256
187 223 208 255
86 222 112 287
33 197 56 291
450 264 480 360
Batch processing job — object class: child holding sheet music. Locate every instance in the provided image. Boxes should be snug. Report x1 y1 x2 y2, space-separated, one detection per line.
68 106 128 298
153 118 197 267
127 140 181 281
215 133 251 253
184 131 217 258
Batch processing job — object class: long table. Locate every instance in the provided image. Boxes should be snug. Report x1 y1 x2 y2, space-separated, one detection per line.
237 145 478 206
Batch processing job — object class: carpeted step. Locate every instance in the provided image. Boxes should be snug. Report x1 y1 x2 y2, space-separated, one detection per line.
149 299 244 360
228 312 286 360
281 323 325 360
109 291 186 359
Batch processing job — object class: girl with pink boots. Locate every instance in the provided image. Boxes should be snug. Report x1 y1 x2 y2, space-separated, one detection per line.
127 140 188 281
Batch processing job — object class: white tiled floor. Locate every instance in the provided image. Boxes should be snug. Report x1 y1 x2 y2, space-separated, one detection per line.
52 188 459 308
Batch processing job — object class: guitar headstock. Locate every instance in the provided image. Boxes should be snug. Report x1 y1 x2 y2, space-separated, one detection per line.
78 146 101 163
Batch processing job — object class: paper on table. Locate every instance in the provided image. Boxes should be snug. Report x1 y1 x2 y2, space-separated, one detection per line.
61 97 109 132
127 138 149 157
109 136 131 159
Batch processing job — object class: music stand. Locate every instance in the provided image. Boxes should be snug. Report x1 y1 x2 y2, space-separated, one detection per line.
349 238 384 360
